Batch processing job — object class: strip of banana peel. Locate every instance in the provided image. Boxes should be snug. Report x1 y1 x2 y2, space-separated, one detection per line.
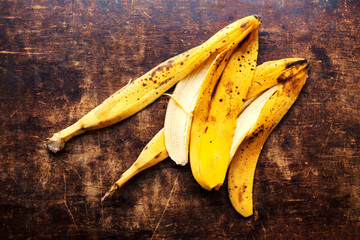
46 15 261 153
228 63 309 217
102 58 308 200
190 29 259 191
102 129 168 202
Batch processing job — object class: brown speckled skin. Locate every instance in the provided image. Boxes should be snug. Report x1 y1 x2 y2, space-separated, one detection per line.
0 0 359 239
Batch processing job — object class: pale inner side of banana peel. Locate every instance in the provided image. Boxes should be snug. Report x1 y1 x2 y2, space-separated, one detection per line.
230 85 279 158
164 55 216 166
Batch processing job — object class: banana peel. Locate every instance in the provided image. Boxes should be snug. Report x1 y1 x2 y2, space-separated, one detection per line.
46 15 262 153
101 58 309 201
43 14 310 217
189 29 259 191
227 60 309 217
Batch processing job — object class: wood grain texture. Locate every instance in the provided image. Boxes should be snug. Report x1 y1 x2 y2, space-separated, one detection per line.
0 0 359 239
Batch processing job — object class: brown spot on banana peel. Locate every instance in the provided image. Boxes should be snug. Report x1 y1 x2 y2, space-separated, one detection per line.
154 152 162 159
210 74 222 100
240 15 261 29
278 59 310 83
237 184 247 202
254 15 262 22
240 20 250 28
286 70 309 96
149 59 175 77
285 59 308 69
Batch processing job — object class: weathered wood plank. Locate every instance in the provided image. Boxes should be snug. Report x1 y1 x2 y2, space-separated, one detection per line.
0 0 359 239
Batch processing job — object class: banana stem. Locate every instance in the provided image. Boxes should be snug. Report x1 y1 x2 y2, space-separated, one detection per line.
46 121 84 152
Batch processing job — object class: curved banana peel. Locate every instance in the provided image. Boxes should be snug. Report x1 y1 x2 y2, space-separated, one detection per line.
190 29 259 191
46 15 262 153
227 61 309 217
101 58 309 201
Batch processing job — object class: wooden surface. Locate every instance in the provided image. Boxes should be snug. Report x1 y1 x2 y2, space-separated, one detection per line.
1 0 359 239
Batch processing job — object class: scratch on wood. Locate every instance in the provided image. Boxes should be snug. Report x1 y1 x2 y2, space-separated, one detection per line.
150 173 179 240
1 16 17 19
28 5 49 10
228 218 237 231
63 174 80 234
9 110 18 118
0 51 44 55
99 153 105 224
261 222 267 239
143 11 151 19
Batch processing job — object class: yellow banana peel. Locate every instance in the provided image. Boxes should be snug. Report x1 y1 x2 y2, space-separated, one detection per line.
190 29 259 191
227 60 309 217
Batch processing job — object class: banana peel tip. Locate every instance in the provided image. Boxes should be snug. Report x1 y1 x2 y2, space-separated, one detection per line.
285 59 310 69
101 184 119 202
254 15 262 22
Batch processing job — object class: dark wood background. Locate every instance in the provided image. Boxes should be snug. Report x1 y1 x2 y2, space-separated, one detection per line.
1 0 359 239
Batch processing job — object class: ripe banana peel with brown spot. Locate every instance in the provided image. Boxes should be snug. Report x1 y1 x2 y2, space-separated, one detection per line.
45 15 262 153
190 29 259 191
102 58 308 201
246 58 309 100
227 60 309 217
